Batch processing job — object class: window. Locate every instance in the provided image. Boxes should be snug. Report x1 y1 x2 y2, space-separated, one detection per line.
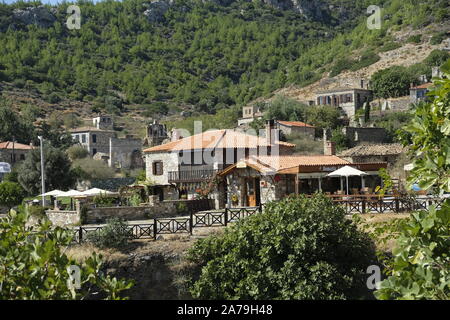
152 161 163 175
81 134 86 143
92 134 97 143
20 154 25 160
74 135 79 142
93 148 97 156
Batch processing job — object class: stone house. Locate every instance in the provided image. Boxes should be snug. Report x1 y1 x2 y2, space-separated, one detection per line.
70 115 143 169
342 127 388 147
144 121 295 206
237 105 264 126
218 155 386 207
410 83 433 104
315 87 373 120
276 120 316 138
338 143 405 170
0 141 35 165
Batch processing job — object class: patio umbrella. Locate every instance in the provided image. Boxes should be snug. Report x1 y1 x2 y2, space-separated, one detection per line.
59 189 85 197
327 165 367 195
82 188 115 196
39 189 64 197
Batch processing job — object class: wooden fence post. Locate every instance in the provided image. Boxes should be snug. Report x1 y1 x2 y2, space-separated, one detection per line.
189 212 193 235
224 208 228 226
395 197 400 213
362 198 366 214
78 227 82 244
153 219 157 240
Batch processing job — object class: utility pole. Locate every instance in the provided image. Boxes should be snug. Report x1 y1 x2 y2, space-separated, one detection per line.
38 136 45 207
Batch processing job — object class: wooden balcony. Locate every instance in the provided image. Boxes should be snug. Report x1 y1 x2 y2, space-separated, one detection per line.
168 169 218 183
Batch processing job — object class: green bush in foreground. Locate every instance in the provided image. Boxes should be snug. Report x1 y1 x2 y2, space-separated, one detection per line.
188 194 376 300
87 218 132 249
375 202 450 300
0 211 133 299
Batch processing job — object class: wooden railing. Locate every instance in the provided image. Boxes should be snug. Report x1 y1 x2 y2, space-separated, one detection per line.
72 197 449 243
168 169 217 182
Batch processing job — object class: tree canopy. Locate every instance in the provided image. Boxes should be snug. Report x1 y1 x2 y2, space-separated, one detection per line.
188 194 376 299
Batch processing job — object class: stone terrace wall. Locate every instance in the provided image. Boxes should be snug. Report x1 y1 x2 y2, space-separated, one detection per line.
46 210 80 227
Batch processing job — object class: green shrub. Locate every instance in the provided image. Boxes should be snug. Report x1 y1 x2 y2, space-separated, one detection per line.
371 66 415 98
379 42 401 53
350 51 380 71
407 35 422 44
430 32 446 45
27 205 46 218
67 145 89 161
375 202 450 300
87 218 132 249
93 194 117 207
0 181 25 210
0 210 133 299
176 202 188 215
188 194 376 300
330 58 354 77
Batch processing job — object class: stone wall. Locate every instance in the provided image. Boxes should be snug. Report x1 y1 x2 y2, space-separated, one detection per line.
46 210 80 227
343 127 388 147
145 151 179 185
84 198 212 224
109 137 143 169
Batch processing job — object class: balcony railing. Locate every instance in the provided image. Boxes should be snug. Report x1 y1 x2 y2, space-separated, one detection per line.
168 169 218 183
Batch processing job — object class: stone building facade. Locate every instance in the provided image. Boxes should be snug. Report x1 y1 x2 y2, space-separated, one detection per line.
315 88 373 120
342 127 388 147
0 141 34 165
70 115 144 169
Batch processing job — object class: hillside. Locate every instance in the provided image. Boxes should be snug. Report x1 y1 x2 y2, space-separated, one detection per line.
0 0 448 138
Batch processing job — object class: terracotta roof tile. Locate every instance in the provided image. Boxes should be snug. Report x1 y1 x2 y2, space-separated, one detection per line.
277 120 315 128
338 143 405 157
0 141 35 150
143 130 295 153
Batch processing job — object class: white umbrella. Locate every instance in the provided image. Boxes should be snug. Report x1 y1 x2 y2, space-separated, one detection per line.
58 189 85 197
39 189 64 197
327 165 367 195
82 188 115 196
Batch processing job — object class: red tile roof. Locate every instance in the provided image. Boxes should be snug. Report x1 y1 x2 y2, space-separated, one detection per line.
277 120 315 128
0 141 35 150
143 129 295 153
220 155 350 175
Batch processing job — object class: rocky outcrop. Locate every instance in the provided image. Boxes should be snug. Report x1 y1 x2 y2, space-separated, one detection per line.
262 0 325 20
142 0 326 23
12 5 57 28
143 0 173 23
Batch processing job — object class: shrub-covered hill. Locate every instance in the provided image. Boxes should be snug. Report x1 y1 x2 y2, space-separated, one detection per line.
0 0 448 119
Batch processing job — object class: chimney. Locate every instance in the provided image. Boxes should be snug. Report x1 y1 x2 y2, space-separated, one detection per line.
171 129 182 142
323 129 336 156
265 119 276 145
360 79 364 89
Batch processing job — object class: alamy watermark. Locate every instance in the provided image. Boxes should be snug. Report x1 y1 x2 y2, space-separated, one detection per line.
366 265 381 290
367 5 382 30
67 265 81 290
66 5 81 30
